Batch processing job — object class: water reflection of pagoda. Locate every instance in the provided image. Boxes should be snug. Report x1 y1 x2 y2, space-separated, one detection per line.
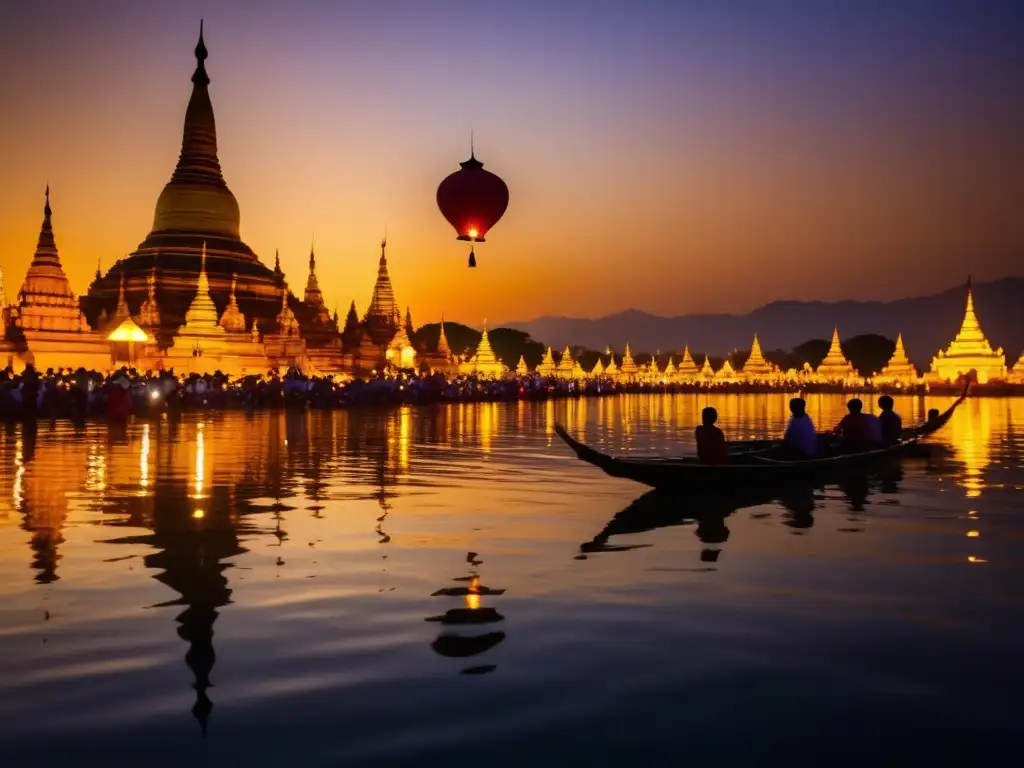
102 479 248 735
426 552 506 675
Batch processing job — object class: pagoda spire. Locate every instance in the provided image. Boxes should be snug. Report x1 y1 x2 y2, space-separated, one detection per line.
0 265 6 309
95 258 102 282
139 266 161 329
437 315 451 356
31 184 61 270
219 274 247 333
171 20 222 186
366 236 398 321
273 249 281 276
115 273 130 318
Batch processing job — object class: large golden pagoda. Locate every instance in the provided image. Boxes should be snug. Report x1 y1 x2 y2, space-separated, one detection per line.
353 238 403 375
815 327 858 382
927 280 1007 384
740 333 780 380
1 188 111 371
875 332 919 385
300 247 343 372
83 23 285 343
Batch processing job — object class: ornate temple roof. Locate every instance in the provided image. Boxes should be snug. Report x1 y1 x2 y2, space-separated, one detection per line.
677 345 699 376
537 346 556 376
620 343 638 375
219 275 248 333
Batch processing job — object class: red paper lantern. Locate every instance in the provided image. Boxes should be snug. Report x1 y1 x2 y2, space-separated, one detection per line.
436 151 509 267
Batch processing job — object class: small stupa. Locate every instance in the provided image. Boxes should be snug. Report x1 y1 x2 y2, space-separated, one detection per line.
700 355 715 379
876 333 919 384
604 355 619 377
556 346 576 379
138 267 162 332
677 345 699 379
218 275 248 333
590 357 605 377
516 355 529 375
815 327 858 382
927 280 1007 384
741 333 779 380
459 323 506 377
716 359 737 382
165 244 266 374
536 346 557 377
619 343 639 378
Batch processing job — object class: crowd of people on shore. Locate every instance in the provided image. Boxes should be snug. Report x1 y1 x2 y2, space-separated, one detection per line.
0 364 958 423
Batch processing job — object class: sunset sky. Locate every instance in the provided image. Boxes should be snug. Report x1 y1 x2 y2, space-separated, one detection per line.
0 0 1021 325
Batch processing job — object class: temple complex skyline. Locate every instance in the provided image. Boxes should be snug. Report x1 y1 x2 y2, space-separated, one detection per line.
1 3 1022 323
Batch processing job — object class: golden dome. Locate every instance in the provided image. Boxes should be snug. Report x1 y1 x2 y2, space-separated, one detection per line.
151 22 241 239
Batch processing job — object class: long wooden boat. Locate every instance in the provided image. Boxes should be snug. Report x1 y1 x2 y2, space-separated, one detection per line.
554 384 968 489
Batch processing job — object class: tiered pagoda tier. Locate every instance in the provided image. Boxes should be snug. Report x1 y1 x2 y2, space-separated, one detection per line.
163 245 266 375
536 346 556 377
927 280 1007 384
876 333 919 384
677 345 699 379
81 24 285 345
815 328 858 381
458 324 506 377
556 346 576 379
1 188 111 371
740 333 780 380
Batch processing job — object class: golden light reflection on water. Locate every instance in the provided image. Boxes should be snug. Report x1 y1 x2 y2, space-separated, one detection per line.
193 422 205 499
139 423 150 495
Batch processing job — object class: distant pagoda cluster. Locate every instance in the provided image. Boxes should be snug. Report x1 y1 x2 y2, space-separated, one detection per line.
0 25 446 377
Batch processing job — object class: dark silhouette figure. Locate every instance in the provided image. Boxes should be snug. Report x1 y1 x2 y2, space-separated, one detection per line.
877 395 903 445
695 406 728 464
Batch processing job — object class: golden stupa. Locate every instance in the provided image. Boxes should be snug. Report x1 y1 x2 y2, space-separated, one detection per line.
815 327 858 381
1010 353 1024 383
716 359 737 382
677 345 699 379
927 280 1006 384
85 23 285 341
699 355 715 379
1 187 111 371
516 355 529 375
459 323 506 377
164 244 266 374
536 346 557 377
604 355 619 377
556 346 576 379
619 343 639 378
663 356 677 378
875 332 919 385
590 358 605 377
740 333 779 380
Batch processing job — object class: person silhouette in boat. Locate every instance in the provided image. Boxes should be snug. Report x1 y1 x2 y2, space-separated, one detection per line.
695 407 728 464
783 397 817 457
876 395 903 445
834 398 882 451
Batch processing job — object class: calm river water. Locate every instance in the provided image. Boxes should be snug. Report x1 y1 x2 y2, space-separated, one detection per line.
1 394 1022 766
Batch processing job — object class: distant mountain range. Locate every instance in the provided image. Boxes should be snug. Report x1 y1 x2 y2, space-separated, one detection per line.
504 277 1024 367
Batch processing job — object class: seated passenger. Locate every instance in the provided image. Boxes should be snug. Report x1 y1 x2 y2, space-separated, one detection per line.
695 406 728 464
834 398 881 451
783 397 817 457
877 395 903 444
